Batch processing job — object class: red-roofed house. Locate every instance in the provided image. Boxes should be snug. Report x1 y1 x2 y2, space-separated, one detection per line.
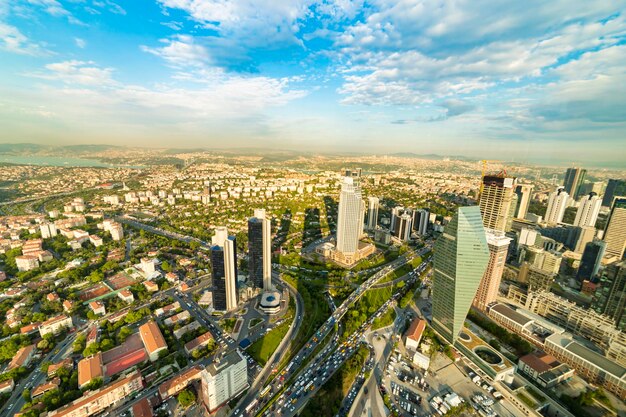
405 318 426 351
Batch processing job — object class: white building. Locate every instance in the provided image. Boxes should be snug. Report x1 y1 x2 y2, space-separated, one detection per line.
545 187 569 225
366 197 379 230
201 350 248 411
336 176 365 256
39 315 73 337
40 223 58 239
574 192 602 228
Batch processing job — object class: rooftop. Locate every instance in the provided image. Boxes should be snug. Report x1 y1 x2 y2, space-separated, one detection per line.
406 318 426 342
490 304 532 327
139 321 168 354
78 353 103 387
206 350 244 376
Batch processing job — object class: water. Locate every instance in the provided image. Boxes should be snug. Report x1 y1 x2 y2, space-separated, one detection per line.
0 155 143 168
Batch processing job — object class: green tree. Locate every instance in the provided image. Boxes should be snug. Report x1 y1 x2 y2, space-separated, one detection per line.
177 389 196 408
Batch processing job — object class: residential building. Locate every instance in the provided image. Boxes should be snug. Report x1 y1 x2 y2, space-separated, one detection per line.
593 262 626 331
473 230 511 311
576 240 606 283
139 321 168 361
45 371 143 417
366 196 379 230
0 379 14 394
140 258 156 275
48 358 73 378
78 353 103 389
184 332 214 356
432 206 490 343
603 196 626 259
479 174 517 232
118 289 134 303
514 183 533 219
8 344 35 370
544 333 625 398
404 318 426 351
603 179 626 207
131 398 153 417
32 378 60 398
248 209 272 291
200 350 249 412
563 167 587 198
335 176 365 260
158 366 203 400
40 223 58 239
15 255 39 271
39 315 73 337
143 280 158 292
545 187 569 225
89 301 106 315
211 226 238 311
574 192 602 228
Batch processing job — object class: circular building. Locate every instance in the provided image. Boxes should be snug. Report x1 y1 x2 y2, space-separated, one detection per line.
260 291 282 315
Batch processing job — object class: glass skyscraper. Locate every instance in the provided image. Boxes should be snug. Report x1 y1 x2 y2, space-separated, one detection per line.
248 209 272 291
432 206 490 344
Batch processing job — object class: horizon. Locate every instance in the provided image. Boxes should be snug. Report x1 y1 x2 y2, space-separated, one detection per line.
1 1 626 165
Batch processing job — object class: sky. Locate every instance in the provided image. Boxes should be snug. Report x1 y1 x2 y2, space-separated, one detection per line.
0 1 625 165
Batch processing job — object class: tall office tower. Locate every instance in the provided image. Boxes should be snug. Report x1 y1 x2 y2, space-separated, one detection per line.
248 209 272 291
478 174 517 232
577 240 606 282
412 209 430 236
514 184 534 219
336 176 364 255
395 213 413 242
211 227 238 311
366 197 379 230
390 206 404 232
563 167 587 198
574 192 602 227
473 230 511 311
604 197 626 260
432 206 489 343
603 179 626 207
200 350 249 412
545 187 570 225
593 261 626 331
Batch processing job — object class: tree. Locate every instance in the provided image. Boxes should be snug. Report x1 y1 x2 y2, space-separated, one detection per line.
177 389 196 408
161 261 171 272
22 388 31 402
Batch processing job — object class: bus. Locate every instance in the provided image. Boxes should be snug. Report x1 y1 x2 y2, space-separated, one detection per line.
245 399 258 414
260 386 271 398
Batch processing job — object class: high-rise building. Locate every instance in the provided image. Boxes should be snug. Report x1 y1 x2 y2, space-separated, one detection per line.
335 176 366 264
545 187 569 225
514 184 533 220
211 227 238 311
412 209 429 236
473 230 511 311
366 197 379 230
478 174 517 232
200 350 249 412
577 240 606 283
248 209 272 291
432 206 490 343
395 213 413 242
390 206 404 233
603 179 626 207
604 197 626 260
593 262 626 331
574 192 601 228
563 167 587 198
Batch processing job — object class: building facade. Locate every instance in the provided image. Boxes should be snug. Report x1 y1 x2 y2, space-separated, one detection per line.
603 179 626 207
563 167 587 198
201 350 248 411
432 206 490 343
412 208 429 236
248 209 272 291
473 230 511 311
593 262 626 331
545 187 569 225
366 196 379 230
574 192 601 228
336 176 364 256
479 174 517 232
576 240 606 283
211 226 238 311
603 197 626 260
514 184 533 220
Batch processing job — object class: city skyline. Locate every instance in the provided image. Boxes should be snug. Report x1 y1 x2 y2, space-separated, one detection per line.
0 2 625 165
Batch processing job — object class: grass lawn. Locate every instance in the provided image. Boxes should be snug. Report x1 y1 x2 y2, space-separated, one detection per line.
249 318 263 328
378 256 422 284
372 308 396 330
219 317 237 333
247 319 291 366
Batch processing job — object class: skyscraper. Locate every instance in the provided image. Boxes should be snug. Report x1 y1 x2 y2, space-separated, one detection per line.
366 196 379 230
248 209 272 291
412 209 429 236
473 230 511 311
603 197 626 260
574 192 601 228
577 240 606 283
514 184 534 219
336 176 364 256
478 174 517 232
545 187 569 225
592 261 626 331
390 206 404 233
563 167 587 198
603 179 626 207
395 213 413 242
432 206 490 344
211 226 238 311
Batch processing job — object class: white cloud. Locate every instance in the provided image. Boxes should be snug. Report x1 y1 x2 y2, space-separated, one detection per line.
141 35 211 68
28 60 116 86
0 22 47 55
74 37 86 48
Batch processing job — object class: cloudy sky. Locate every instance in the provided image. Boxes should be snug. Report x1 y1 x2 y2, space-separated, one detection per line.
0 0 625 165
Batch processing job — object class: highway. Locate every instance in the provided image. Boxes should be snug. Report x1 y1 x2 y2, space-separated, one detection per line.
238 243 433 417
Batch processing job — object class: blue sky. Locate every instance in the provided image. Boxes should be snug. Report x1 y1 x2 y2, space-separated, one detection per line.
0 0 625 165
